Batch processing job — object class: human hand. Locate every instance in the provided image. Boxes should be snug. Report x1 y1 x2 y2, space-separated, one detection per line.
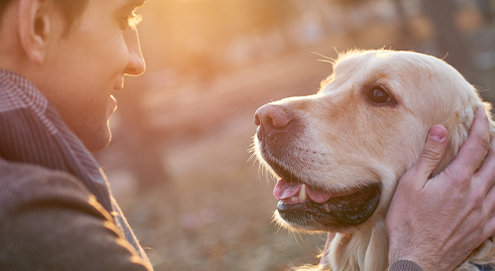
386 107 495 271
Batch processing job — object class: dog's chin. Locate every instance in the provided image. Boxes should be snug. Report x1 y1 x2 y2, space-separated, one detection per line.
274 183 381 232
274 211 352 233
257 141 382 232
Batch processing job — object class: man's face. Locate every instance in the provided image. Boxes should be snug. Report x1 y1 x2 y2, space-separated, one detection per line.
35 0 145 152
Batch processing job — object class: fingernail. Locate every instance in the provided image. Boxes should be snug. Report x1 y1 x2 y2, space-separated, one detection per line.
429 125 446 141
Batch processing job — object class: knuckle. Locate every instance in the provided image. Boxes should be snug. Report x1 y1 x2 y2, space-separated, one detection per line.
420 147 441 162
450 167 472 185
482 225 495 241
481 108 489 124
475 131 490 152
472 190 484 209
457 170 472 182
474 107 489 126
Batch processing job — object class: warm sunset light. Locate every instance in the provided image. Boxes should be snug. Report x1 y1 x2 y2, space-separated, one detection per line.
94 0 495 270
5 0 495 269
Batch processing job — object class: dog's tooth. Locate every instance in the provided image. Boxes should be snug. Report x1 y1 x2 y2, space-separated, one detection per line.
291 196 297 202
299 184 307 201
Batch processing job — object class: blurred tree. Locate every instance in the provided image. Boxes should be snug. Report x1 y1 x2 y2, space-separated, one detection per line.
420 0 473 81
476 0 494 24
390 0 412 41
328 0 472 79
329 0 412 46
331 0 369 8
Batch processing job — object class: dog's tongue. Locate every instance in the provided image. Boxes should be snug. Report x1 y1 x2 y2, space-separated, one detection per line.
273 179 332 203
306 186 333 203
273 179 302 200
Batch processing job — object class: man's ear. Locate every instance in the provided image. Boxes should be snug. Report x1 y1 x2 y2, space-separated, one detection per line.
18 0 52 65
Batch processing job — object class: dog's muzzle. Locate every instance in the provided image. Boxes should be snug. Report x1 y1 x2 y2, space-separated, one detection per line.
276 183 381 228
254 103 381 230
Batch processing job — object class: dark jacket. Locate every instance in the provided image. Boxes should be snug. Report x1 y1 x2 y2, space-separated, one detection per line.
0 158 152 270
0 69 153 270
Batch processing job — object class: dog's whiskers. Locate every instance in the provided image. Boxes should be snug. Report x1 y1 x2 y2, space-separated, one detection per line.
312 51 336 65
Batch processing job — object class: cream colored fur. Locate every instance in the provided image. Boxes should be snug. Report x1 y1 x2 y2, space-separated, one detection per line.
254 49 495 271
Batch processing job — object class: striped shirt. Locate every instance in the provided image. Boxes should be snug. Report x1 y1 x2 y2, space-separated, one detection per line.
0 69 150 265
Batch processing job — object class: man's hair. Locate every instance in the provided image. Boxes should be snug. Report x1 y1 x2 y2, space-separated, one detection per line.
0 0 89 32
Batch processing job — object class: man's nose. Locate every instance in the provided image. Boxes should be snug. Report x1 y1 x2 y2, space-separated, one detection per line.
254 104 292 131
123 27 146 76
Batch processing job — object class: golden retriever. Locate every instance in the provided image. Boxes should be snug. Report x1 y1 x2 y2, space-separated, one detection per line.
253 49 495 271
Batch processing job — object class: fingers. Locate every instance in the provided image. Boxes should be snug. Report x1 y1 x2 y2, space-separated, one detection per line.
410 125 449 187
484 179 495 218
480 141 495 215
475 139 495 193
480 170 495 243
449 107 490 174
483 215 495 241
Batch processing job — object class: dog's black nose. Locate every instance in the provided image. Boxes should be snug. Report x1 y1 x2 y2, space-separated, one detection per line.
254 104 291 130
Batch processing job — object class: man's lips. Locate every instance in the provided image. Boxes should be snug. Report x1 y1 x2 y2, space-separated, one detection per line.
108 95 118 115
114 77 124 91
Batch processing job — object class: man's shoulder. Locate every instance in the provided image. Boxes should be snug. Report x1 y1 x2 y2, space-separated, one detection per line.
0 157 92 211
0 158 153 271
0 155 69 178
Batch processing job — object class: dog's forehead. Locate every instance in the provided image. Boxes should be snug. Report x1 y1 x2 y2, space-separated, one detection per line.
333 51 418 77
321 51 410 94
319 50 479 120
322 50 459 97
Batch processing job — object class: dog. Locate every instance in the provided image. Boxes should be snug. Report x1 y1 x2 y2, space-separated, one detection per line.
253 49 495 271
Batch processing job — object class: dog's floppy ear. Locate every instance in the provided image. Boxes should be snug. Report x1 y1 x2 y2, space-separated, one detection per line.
432 102 495 177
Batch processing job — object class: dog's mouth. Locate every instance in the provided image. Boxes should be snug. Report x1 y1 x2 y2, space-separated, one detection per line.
269 162 381 229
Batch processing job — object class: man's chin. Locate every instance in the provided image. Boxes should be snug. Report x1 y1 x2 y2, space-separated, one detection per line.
81 125 112 153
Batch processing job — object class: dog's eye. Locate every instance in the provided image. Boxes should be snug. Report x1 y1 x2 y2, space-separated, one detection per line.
369 87 392 104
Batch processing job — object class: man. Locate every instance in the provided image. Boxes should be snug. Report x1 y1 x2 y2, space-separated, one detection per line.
0 0 152 270
0 0 493 270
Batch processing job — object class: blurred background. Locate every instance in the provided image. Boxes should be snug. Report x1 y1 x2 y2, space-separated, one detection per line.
94 0 495 270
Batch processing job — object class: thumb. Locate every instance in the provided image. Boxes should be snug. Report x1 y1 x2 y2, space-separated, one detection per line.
413 125 449 182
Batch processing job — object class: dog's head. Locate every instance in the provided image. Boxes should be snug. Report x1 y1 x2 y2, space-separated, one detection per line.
254 49 494 233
